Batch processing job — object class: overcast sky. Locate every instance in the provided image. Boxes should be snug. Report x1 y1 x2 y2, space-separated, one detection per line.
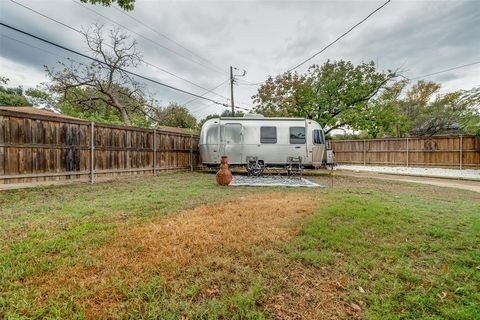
1 0 479 119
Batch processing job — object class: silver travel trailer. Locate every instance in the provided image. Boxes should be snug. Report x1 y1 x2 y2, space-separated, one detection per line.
199 114 326 173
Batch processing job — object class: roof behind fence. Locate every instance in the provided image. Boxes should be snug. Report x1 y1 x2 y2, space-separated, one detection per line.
0 106 84 121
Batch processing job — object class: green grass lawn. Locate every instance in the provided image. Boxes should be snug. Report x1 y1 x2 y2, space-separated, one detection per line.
0 172 479 319
288 186 480 319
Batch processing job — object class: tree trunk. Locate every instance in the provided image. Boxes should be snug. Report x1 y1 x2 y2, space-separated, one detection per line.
110 94 130 125
119 108 130 125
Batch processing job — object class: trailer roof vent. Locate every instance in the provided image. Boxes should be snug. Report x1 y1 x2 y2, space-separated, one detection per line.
243 113 264 119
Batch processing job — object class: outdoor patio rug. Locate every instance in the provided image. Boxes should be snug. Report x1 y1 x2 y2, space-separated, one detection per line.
230 175 326 188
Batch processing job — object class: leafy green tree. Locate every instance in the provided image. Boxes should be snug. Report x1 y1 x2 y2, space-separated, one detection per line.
59 86 151 127
81 0 135 11
461 85 480 107
198 114 220 128
25 88 58 110
219 110 245 118
460 86 480 135
360 80 409 138
330 132 371 140
198 109 245 128
399 81 478 136
253 60 396 134
152 103 197 129
358 81 479 138
0 77 31 106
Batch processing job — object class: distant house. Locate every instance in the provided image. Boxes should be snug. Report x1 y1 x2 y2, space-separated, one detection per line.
437 123 480 136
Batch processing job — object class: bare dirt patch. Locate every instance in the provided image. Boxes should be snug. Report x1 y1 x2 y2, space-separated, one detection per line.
28 192 351 318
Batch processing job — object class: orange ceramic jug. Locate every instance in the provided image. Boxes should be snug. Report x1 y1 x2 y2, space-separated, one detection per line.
216 156 232 186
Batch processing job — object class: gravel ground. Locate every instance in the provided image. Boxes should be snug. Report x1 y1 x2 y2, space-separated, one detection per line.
337 165 480 180
231 175 325 187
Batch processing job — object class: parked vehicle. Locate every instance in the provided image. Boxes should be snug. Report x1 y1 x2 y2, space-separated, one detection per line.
199 114 326 174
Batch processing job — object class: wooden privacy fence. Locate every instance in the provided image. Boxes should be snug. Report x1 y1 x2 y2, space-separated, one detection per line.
0 108 200 184
330 135 480 169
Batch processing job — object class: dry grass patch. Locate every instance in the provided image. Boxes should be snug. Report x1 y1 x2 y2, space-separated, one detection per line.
95 192 316 278
266 261 355 320
30 192 339 318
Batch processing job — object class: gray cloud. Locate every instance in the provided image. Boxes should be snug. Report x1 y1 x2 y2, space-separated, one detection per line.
1 0 479 119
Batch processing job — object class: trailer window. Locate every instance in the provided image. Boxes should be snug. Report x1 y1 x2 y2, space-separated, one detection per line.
290 127 306 144
313 129 324 144
260 126 277 144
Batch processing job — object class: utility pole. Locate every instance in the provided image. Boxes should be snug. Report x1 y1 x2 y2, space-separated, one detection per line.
230 66 235 116
229 66 246 117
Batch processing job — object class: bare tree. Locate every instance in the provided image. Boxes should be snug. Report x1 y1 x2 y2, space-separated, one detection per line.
46 24 148 125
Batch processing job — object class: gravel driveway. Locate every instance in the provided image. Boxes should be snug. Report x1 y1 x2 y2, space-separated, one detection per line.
336 170 480 193
337 165 480 180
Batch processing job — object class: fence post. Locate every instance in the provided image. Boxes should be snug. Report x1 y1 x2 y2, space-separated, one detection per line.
406 137 409 167
189 134 193 172
153 129 157 176
363 140 366 166
459 135 463 170
90 121 95 184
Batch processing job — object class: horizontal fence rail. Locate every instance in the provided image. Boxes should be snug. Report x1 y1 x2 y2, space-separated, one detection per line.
330 136 480 169
0 109 200 184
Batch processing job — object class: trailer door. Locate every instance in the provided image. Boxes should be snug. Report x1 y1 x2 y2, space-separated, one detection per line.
220 123 243 164
312 129 325 166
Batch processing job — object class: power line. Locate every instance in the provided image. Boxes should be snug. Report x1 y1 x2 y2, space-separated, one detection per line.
189 101 222 118
1 33 68 60
239 0 392 87
188 79 257 115
112 6 225 74
187 79 252 113
9 0 80 34
406 61 480 80
182 79 229 105
236 78 262 86
70 0 226 76
286 0 391 72
0 23 253 111
142 60 229 101
188 99 222 116
7 0 231 101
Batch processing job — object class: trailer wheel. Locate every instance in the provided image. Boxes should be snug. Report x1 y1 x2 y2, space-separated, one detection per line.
246 159 264 177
